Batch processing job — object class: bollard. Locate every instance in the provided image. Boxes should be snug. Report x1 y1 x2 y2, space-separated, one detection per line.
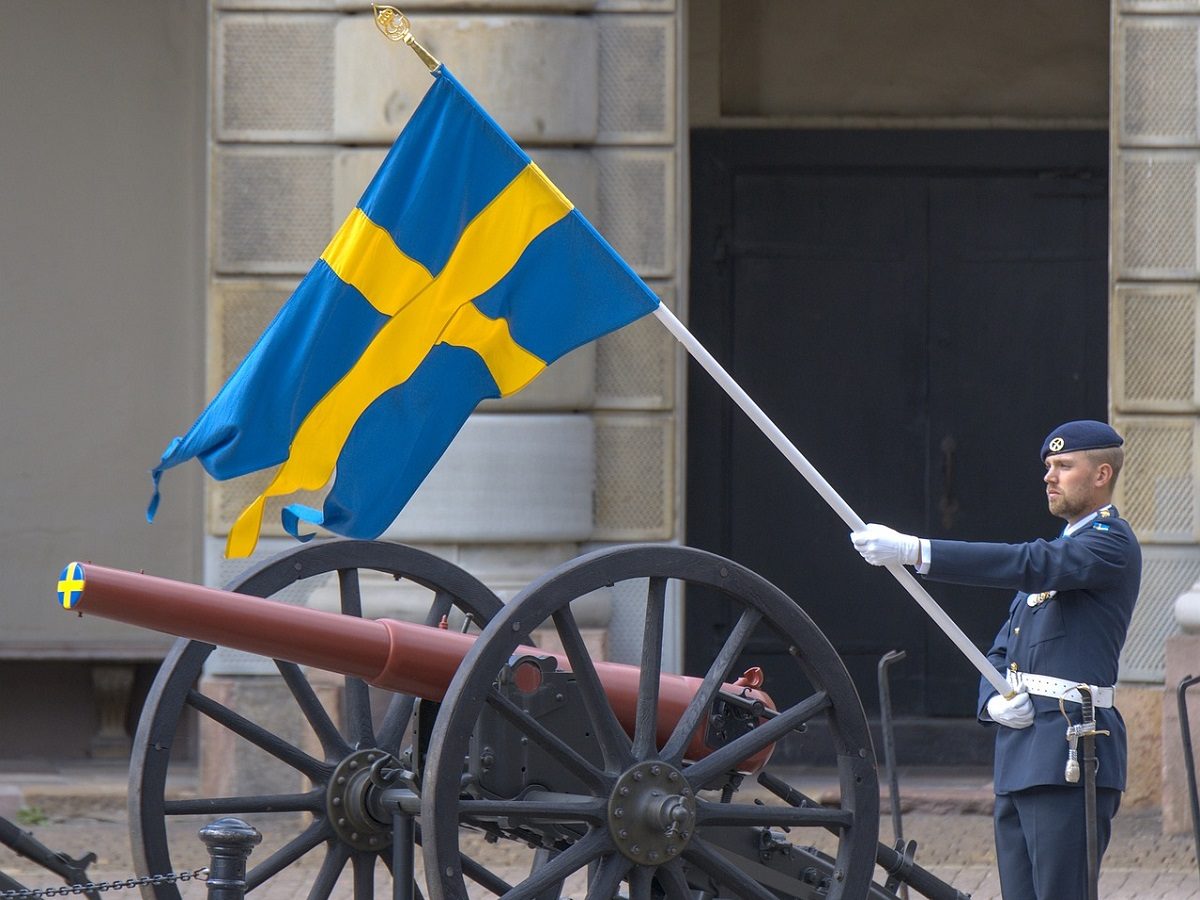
199 817 262 900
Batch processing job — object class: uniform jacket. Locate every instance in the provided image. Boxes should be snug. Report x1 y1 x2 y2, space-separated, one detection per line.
924 507 1141 794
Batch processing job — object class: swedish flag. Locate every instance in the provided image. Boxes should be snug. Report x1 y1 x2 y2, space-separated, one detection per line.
148 67 660 557
57 562 85 610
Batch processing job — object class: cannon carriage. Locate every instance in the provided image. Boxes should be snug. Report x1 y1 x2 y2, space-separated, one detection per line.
60 539 969 900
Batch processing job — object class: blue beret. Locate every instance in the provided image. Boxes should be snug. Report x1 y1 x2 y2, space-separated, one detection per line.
1041 420 1124 461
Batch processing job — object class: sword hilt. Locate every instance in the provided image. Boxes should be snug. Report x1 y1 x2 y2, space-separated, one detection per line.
1060 684 1109 784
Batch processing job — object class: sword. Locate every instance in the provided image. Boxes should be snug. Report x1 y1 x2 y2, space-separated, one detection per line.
1061 684 1109 900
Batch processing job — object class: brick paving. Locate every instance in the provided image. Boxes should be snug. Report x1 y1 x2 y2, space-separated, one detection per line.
900 811 1200 899
0 764 1196 899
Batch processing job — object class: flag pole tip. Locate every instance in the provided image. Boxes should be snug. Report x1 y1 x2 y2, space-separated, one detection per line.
372 4 441 72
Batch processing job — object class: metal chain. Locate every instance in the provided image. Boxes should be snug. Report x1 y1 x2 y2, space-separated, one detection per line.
0 867 208 900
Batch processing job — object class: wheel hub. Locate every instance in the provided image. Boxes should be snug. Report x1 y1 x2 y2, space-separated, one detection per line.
326 749 398 851
608 761 695 865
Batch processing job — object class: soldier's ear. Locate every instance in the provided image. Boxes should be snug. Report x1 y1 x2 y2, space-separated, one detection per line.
1095 462 1114 488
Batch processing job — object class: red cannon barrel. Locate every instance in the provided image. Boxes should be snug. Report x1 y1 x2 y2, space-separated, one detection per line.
56 562 775 770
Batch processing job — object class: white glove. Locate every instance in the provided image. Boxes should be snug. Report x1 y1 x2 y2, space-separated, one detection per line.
986 690 1035 729
850 524 920 567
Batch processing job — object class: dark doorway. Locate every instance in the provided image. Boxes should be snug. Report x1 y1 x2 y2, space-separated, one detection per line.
686 130 1108 762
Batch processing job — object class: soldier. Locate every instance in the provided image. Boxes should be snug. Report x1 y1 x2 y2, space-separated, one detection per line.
849 420 1141 900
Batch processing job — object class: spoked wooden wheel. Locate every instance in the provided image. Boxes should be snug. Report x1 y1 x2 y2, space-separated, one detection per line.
421 544 879 900
129 540 504 900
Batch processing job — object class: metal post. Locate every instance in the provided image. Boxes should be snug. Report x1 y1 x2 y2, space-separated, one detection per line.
392 812 415 900
1176 674 1200 889
877 650 908 900
199 817 261 900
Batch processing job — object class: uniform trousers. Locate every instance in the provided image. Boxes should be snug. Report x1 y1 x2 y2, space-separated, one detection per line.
994 784 1121 900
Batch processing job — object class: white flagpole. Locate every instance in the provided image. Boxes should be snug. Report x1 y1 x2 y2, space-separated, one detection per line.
653 304 1012 699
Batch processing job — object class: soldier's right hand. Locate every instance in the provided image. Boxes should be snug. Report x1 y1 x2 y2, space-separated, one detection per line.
986 690 1035 729
850 524 920 567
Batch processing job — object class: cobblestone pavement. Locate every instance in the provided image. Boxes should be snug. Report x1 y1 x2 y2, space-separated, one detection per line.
0 764 1196 899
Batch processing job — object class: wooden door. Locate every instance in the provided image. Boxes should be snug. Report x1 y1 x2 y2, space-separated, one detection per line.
686 130 1107 758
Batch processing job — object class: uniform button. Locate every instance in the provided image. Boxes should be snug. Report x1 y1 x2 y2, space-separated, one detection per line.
1009 661 1019 672
1014 627 1021 635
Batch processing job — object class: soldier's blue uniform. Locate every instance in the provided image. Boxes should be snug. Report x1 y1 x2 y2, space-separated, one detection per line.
920 424 1141 900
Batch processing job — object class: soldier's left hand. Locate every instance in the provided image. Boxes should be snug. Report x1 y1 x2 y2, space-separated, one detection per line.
986 690 1035 729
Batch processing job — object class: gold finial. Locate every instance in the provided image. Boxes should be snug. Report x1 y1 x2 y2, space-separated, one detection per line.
372 5 440 72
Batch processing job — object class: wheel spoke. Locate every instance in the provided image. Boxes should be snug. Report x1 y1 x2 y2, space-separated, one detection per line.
345 676 376 748
682 836 782 900
683 690 830 788
277 660 350 757
247 818 333 888
338 569 377 746
461 853 515 896
632 577 667 760
375 694 417 755
625 863 653 900
456 796 608 828
660 608 762 763
485 687 609 792
163 789 323 816
694 801 853 829
423 590 456 627
553 605 632 770
352 850 376 900
520 848 562 900
304 842 350 900
339 567 364 616
187 689 329 781
500 828 612 900
654 859 693 899
584 853 632 899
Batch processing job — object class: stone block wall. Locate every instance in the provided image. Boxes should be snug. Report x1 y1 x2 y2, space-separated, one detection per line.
1112 2 1200 685
1111 0 1200 816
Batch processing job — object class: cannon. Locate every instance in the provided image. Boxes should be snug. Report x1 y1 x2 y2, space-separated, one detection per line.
59 540 969 900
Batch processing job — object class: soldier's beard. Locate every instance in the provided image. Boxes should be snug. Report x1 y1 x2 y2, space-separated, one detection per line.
1048 491 1094 523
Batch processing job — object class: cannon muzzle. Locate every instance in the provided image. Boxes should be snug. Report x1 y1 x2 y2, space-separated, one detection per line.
57 561 774 770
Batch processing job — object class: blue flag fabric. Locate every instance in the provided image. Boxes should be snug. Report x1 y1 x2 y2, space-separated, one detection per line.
149 67 660 557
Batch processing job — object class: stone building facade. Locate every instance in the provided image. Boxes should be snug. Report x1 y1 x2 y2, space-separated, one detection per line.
2 0 1199 822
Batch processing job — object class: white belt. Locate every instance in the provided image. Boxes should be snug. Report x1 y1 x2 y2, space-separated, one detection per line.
1007 670 1114 709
